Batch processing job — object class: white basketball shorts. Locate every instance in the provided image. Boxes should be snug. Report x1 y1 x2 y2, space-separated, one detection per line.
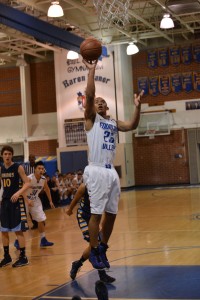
29 199 46 222
83 164 121 215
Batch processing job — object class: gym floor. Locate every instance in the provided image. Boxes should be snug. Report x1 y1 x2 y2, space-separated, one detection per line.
1 185 200 300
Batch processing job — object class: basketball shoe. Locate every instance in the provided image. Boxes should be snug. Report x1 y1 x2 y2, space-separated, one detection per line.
99 243 110 269
95 280 109 300
14 239 20 250
40 237 54 247
70 260 83 280
0 255 12 268
12 256 29 268
98 270 116 283
89 247 105 269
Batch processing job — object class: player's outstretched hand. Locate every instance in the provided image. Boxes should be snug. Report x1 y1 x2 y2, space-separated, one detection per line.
82 59 98 69
66 208 73 216
49 201 55 209
11 192 20 202
134 90 144 107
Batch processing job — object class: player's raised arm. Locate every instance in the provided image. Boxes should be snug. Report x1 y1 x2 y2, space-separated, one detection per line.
82 59 98 130
117 90 144 132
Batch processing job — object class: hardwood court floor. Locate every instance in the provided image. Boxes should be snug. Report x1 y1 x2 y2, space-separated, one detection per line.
1 186 200 299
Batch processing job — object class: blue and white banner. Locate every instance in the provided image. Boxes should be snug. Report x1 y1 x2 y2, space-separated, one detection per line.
171 73 182 93
159 75 171 95
149 76 159 96
169 46 180 66
193 71 200 92
181 45 192 65
193 44 200 63
147 49 158 68
137 77 148 95
182 72 193 93
54 48 115 147
158 48 169 67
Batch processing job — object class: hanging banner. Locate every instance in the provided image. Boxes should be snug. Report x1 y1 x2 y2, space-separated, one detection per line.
54 49 115 147
193 71 200 92
159 75 171 95
171 73 182 93
158 48 169 67
169 46 180 66
181 45 192 65
193 44 200 63
182 72 193 93
147 49 158 68
137 77 148 95
149 76 159 96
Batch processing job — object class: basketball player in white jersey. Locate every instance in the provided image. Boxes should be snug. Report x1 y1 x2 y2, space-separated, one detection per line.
24 161 55 247
82 59 144 269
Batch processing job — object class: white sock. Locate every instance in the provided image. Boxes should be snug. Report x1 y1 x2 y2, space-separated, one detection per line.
40 232 45 239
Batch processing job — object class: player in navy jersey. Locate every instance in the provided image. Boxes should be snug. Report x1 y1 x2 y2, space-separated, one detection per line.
82 59 144 270
66 183 115 283
0 145 30 268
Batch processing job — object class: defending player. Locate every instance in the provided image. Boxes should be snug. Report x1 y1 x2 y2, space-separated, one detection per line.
66 183 115 283
24 161 55 247
0 145 30 268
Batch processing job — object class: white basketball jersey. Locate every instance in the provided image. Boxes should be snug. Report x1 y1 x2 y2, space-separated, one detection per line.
86 113 118 166
27 174 45 201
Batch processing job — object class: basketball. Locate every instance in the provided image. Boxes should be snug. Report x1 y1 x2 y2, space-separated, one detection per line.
80 37 102 61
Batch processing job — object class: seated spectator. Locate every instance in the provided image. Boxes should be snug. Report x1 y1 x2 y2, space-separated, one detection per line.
47 175 60 207
58 173 67 202
76 170 83 187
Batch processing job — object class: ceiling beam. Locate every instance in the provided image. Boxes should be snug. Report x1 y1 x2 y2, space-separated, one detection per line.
0 3 83 52
127 9 174 43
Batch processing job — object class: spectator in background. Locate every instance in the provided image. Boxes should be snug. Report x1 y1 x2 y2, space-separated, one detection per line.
48 175 60 207
57 173 66 202
76 170 83 186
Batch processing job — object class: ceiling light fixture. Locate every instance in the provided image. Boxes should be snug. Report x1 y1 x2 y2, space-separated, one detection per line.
126 42 139 55
47 1 64 18
67 50 79 60
16 54 27 67
160 14 174 29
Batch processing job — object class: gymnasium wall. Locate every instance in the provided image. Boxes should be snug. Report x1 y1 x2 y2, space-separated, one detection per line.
133 129 190 186
132 48 200 103
0 67 21 117
29 139 58 156
30 61 57 114
131 44 200 185
0 59 57 156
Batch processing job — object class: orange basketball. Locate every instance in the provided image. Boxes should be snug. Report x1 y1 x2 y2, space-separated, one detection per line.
80 37 102 61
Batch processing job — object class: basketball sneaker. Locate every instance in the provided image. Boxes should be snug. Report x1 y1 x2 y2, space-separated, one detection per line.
14 239 20 250
95 280 109 300
0 255 12 268
70 260 83 280
71 296 82 300
99 243 110 269
89 247 105 269
12 256 29 268
98 270 116 283
40 237 54 247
